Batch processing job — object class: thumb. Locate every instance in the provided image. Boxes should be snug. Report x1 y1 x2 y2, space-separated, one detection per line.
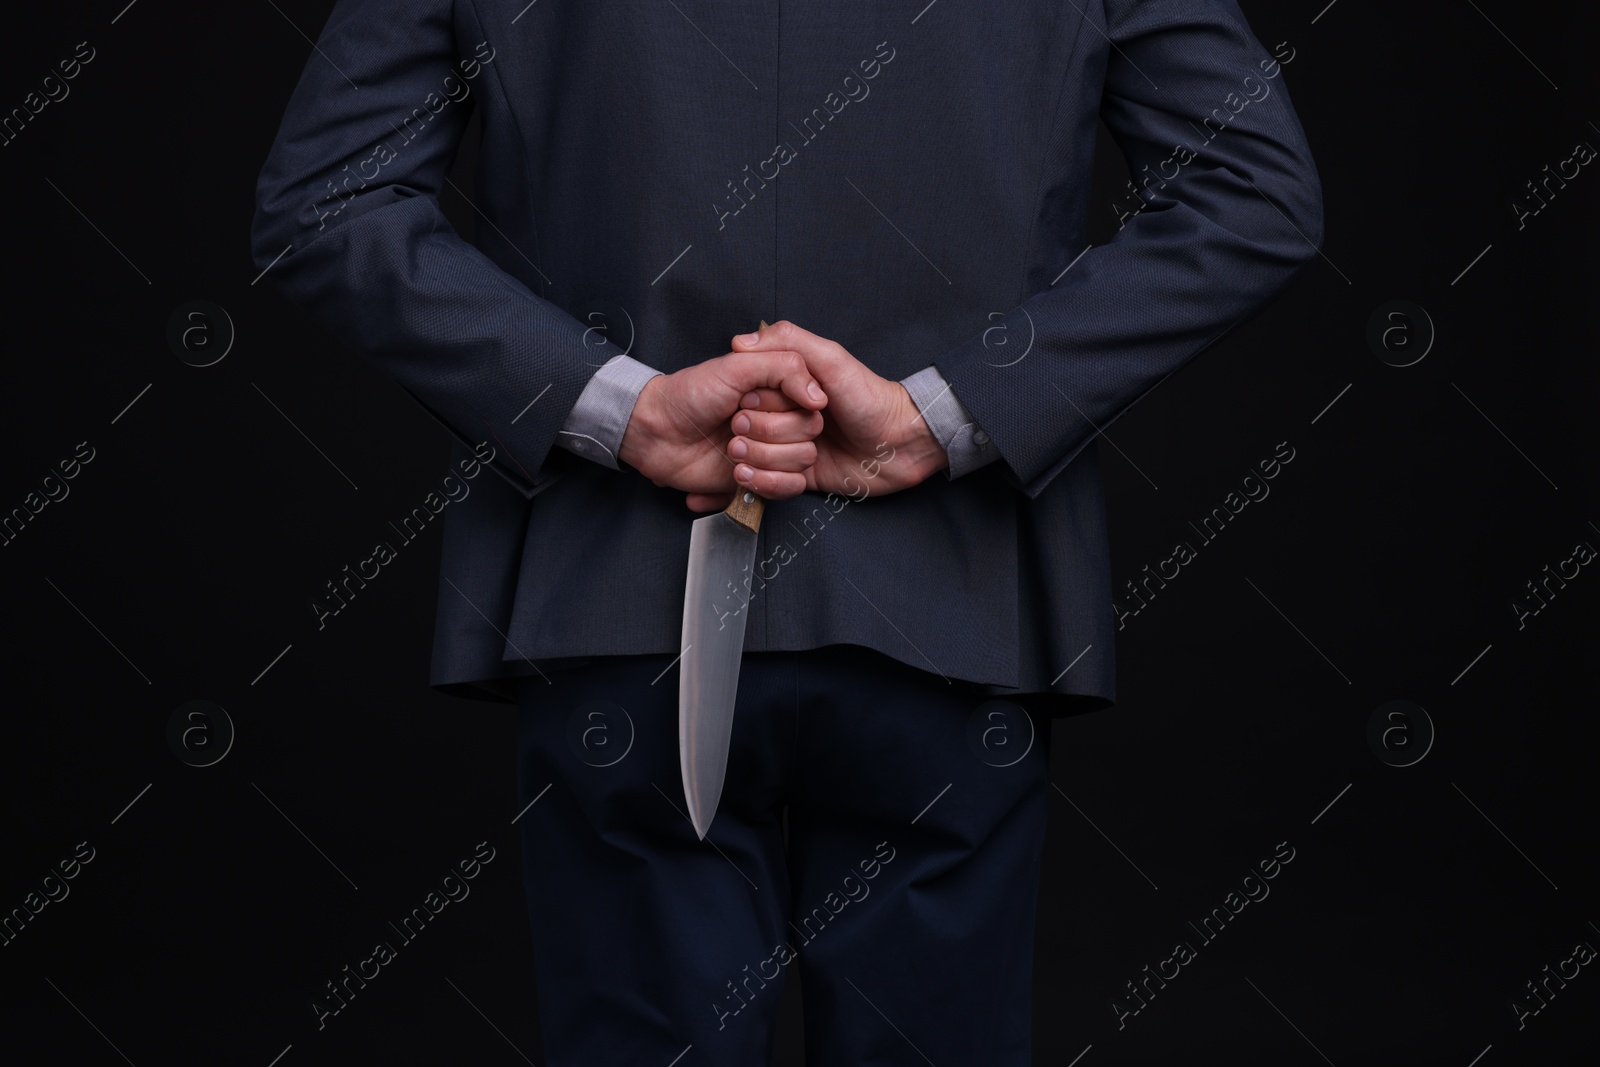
736 320 857 393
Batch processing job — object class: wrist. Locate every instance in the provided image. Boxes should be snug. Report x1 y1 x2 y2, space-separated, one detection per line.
618 374 667 477
893 384 950 488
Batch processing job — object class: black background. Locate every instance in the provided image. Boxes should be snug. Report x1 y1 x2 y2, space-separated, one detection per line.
1 2 1596 1065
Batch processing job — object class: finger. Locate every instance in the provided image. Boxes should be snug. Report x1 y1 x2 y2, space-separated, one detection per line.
721 349 824 409
733 319 824 351
734 320 855 392
727 437 817 473
732 462 808 501
731 407 823 443
737 386 800 412
726 341 827 410
686 492 733 513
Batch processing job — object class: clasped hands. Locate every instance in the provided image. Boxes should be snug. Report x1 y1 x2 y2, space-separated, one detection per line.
617 320 949 513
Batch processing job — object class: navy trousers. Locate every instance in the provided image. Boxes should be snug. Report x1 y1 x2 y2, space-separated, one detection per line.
513 644 1052 1065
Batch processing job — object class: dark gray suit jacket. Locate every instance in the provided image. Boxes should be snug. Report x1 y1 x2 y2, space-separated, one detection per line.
249 0 1322 711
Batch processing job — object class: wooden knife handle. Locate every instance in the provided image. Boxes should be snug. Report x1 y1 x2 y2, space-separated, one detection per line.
725 490 764 533
723 318 771 534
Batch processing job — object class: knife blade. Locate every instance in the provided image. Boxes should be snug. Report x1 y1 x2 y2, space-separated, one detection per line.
678 322 769 840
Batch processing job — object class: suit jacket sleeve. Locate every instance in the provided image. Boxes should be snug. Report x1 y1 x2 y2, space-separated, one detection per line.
934 0 1324 499
248 0 611 500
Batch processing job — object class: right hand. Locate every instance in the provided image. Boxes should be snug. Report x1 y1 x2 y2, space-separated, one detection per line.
618 349 828 505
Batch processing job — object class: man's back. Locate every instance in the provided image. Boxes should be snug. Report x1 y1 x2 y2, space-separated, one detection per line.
250 0 1321 706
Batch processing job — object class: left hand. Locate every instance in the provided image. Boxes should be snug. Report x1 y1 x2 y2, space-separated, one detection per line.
684 320 949 512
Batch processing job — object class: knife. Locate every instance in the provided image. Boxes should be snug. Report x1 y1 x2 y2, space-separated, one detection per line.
678 322 769 840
